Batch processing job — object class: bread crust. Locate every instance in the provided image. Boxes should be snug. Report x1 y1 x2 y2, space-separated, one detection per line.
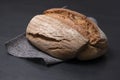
26 8 108 60
44 8 108 60
26 15 88 60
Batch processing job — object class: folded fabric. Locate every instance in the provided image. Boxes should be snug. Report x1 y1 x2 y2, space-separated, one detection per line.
5 33 63 65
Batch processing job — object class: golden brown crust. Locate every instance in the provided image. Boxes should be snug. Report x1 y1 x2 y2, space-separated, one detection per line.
44 8 108 60
44 8 101 45
26 8 108 60
43 8 86 18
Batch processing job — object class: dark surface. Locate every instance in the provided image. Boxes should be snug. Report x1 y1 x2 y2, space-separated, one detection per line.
0 0 120 80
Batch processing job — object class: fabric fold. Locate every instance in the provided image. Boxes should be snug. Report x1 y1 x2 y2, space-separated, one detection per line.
5 33 63 65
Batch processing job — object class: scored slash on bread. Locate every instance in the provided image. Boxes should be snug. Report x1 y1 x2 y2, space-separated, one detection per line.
26 8 108 60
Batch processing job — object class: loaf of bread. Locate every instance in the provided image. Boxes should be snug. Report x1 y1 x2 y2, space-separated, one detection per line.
26 8 108 60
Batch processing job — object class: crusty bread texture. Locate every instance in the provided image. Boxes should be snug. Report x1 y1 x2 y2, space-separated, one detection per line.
26 8 108 60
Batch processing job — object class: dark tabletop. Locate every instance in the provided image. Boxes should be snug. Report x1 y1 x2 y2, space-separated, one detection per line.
0 0 120 80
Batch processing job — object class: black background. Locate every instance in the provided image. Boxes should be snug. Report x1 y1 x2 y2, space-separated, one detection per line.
0 0 120 80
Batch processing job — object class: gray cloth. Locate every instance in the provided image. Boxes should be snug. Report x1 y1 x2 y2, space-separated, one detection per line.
5 33 63 65
5 17 97 65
